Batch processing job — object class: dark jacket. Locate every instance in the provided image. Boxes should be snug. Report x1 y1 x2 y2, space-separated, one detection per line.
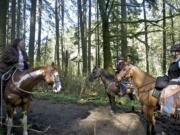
168 59 180 80
0 47 28 72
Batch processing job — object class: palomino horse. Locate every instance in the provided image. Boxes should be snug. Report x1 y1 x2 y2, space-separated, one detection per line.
3 63 61 135
89 66 135 112
116 63 158 135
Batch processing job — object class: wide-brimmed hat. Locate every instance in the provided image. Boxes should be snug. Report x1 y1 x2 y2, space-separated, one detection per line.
170 44 180 52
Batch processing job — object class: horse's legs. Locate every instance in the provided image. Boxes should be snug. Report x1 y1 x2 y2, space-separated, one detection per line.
6 105 14 135
128 93 135 112
143 105 156 135
22 102 30 135
107 93 117 112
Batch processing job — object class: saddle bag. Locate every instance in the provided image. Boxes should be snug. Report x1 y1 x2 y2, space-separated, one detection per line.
155 75 169 90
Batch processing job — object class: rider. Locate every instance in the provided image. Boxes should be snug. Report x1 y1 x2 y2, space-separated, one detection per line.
160 44 180 114
115 57 126 96
0 38 29 89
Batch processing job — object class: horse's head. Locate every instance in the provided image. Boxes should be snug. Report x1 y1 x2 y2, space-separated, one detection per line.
116 62 133 82
43 63 61 93
89 66 102 82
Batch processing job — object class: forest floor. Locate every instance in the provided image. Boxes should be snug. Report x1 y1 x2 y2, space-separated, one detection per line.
0 98 180 135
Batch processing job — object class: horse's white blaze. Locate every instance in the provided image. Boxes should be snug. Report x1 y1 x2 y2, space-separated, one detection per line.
22 114 28 135
7 117 13 135
16 70 44 87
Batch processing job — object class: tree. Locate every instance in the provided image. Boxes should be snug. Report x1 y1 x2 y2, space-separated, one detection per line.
17 0 22 38
78 0 88 74
162 0 166 74
95 0 100 67
143 0 149 73
28 0 37 66
98 0 113 72
23 0 26 42
11 0 16 42
61 0 64 71
36 0 42 63
0 0 8 55
55 0 60 69
121 0 128 60
170 8 175 45
88 0 92 72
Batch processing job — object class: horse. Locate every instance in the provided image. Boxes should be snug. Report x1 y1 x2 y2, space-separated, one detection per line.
88 66 135 112
3 63 61 135
116 62 159 135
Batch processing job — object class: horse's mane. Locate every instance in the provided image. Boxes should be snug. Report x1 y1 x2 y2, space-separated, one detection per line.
101 69 115 81
133 65 155 80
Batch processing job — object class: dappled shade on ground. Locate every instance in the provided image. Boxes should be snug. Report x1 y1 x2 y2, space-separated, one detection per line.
27 100 145 135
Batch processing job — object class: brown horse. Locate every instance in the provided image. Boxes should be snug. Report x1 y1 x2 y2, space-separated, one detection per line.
89 66 135 112
116 63 157 135
3 63 61 135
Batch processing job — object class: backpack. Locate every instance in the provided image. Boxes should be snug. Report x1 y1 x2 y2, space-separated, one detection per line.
155 75 169 90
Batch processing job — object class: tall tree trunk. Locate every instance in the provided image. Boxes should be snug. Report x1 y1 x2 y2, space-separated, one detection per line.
121 0 128 60
0 0 8 56
96 0 100 67
28 0 37 66
83 0 87 74
88 0 91 72
11 0 16 42
55 0 60 69
61 0 64 71
162 0 166 74
36 0 42 63
77 0 80 75
79 0 87 74
44 36 48 65
23 0 26 42
143 0 149 73
17 0 21 38
98 0 112 72
170 9 175 45
6 0 10 46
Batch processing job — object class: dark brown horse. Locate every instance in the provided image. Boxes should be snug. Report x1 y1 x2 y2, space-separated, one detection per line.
116 63 158 135
3 63 61 135
89 66 135 112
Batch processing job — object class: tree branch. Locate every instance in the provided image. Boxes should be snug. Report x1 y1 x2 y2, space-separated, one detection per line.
110 13 180 24
107 0 115 17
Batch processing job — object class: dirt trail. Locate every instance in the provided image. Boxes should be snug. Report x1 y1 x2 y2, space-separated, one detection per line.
27 100 145 135
1 99 180 135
